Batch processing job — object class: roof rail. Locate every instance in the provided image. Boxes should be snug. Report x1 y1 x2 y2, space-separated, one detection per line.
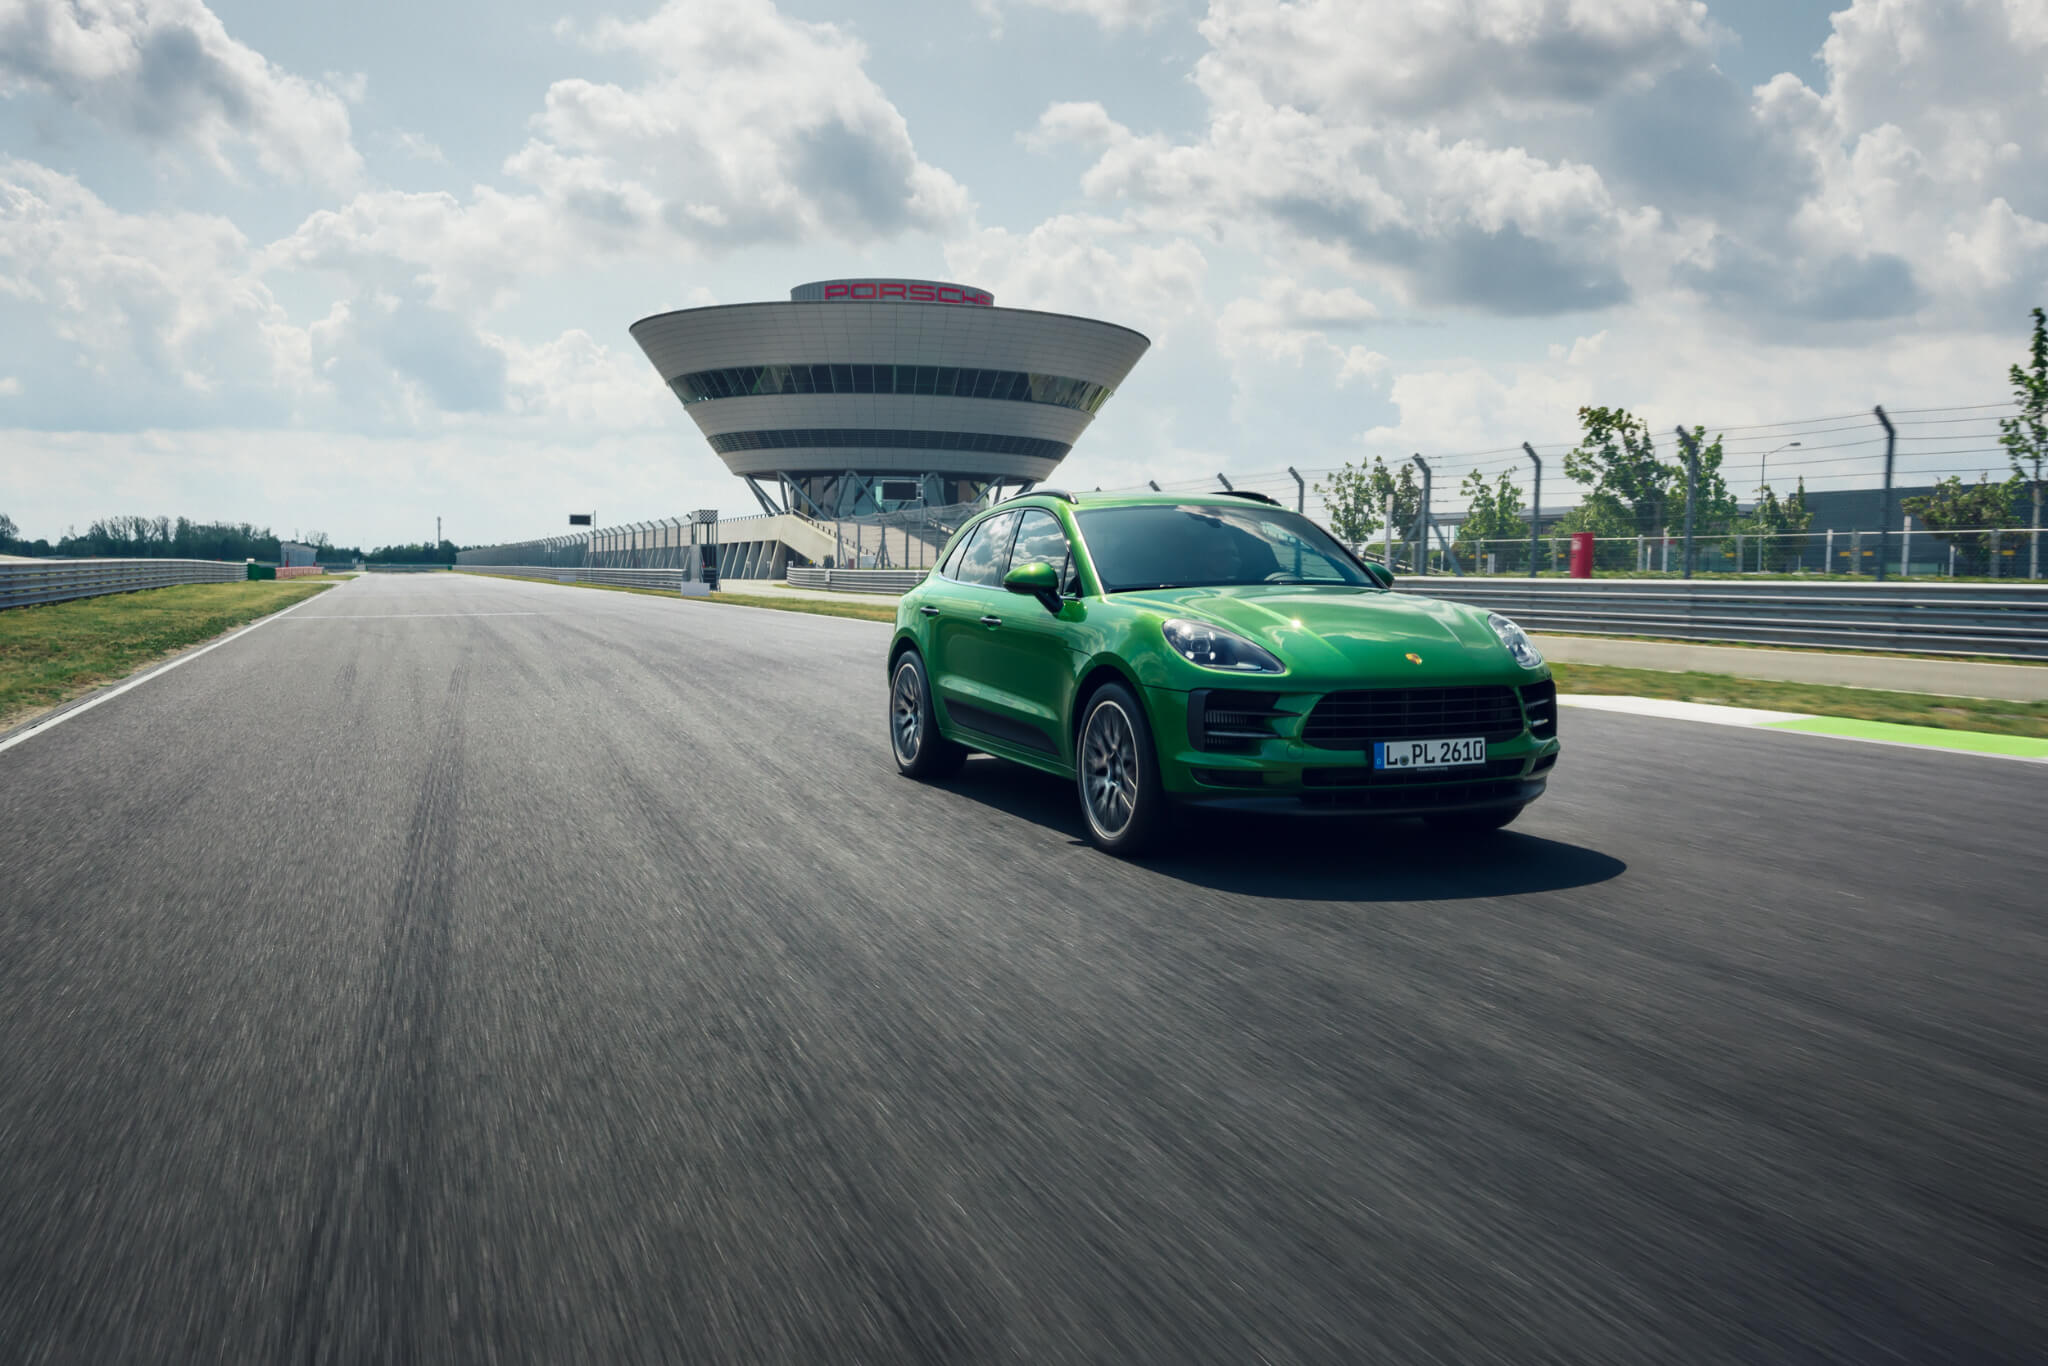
1028 487 1081 503
1217 489 1282 507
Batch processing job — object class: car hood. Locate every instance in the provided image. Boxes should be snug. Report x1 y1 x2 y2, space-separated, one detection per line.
1116 584 1526 683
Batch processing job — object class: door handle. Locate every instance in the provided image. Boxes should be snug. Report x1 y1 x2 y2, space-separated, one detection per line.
978 614 1002 626
919 605 939 616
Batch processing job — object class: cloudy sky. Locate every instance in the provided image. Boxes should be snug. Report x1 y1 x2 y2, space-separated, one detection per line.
3 0 2044 548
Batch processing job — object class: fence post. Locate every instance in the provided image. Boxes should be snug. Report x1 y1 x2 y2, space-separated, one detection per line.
1902 514 1913 578
1827 527 1835 574
1287 465 1305 514
1217 472 1234 491
1677 427 1699 579
1521 442 1541 576
1411 455 1432 576
1991 527 2001 578
1852 528 1862 575
1734 532 1743 575
1874 405 1896 582
1382 495 1393 567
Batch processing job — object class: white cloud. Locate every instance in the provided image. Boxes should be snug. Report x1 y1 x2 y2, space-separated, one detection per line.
990 0 1174 32
0 158 311 422
1217 275 1379 365
1196 0 1712 120
0 375 20 395
537 0 970 248
0 0 362 186
389 131 447 164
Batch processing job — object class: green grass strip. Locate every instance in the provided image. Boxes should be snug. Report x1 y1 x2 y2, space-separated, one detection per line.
0 579 333 731
1549 662 2048 739
1760 716 2048 757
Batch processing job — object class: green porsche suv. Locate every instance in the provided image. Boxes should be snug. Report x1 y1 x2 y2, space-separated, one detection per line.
887 490 1559 854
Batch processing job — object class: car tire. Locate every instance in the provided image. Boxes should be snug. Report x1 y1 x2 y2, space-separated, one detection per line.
889 651 966 779
1424 803 1524 834
1075 682 1170 856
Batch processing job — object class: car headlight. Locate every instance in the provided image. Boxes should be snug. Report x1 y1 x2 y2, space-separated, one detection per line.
1488 612 1543 668
1162 618 1284 673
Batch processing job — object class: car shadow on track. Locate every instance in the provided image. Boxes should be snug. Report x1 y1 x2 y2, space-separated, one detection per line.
936 757 1627 902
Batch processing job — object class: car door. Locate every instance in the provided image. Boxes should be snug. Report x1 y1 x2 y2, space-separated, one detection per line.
976 509 1083 759
928 511 1019 736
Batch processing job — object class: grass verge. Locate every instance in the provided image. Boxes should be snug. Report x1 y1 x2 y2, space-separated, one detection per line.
0 579 334 732
1534 630 2046 668
1549 661 2048 739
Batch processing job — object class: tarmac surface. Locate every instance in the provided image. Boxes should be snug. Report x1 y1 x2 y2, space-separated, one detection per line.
1 572 2042 1364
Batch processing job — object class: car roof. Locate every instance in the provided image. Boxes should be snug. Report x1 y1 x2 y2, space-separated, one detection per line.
998 490 1286 512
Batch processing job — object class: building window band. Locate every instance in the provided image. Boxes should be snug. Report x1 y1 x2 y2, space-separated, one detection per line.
706 429 1072 461
668 364 1113 414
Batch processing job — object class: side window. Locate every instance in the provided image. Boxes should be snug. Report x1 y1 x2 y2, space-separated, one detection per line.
937 527 975 579
1009 510 1077 596
951 513 1019 588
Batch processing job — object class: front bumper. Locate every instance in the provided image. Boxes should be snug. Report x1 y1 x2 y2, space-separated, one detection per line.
1145 683 1559 816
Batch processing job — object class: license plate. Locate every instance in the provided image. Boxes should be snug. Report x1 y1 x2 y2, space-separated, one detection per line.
1374 737 1487 770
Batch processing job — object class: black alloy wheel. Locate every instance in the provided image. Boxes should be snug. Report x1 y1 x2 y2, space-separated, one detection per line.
890 651 966 778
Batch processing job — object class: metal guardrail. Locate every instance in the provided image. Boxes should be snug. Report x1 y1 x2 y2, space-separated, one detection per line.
786 567 929 594
1394 579 2048 660
761 570 2048 659
361 564 451 573
0 558 246 609
459 566 693 591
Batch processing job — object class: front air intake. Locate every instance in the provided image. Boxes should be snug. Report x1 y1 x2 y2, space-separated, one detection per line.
1302 687 1524 749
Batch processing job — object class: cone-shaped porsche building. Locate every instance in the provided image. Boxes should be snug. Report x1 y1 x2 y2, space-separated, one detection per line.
630 279 1150 519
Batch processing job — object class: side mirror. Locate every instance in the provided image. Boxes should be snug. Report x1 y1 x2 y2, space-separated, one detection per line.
1003 559 1062 611
1361 560 1395 590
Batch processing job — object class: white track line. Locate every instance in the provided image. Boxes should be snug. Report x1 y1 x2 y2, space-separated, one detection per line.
0 590 331 758
1558 695 1811 727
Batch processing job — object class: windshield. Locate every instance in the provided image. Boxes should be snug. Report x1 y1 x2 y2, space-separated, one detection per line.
1075 504 1377 593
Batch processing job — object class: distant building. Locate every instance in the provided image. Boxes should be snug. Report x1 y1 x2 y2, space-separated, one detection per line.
630 279 1151 521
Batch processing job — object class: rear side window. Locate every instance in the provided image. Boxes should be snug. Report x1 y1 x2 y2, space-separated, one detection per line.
937 528 974 578
950 512 1018 587
1009 510 1078 596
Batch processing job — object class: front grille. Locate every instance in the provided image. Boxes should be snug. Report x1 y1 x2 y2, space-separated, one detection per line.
1302 686 1524 749
1520 680 1558 740
1301 758 1527 788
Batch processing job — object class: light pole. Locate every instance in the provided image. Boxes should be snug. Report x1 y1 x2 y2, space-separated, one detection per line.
1761 441 1800 494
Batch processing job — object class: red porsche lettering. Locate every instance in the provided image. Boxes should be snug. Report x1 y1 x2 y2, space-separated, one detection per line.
816 281 993 305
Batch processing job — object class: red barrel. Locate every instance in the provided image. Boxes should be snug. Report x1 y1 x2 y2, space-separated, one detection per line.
1569 531 1596 579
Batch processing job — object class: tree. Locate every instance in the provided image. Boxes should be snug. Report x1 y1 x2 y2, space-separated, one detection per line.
0 512 16 551
1315 457 1423 547
1733 479 1815 572
1999 306 2048 578
1455 468 1527 568
1902 475 2023 575
1561 406 1736 541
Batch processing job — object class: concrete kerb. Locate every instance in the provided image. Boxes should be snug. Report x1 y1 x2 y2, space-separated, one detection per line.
1534 635 2048 704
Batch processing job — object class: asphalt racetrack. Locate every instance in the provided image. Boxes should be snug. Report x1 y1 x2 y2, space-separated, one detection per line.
1 572 2041 1364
